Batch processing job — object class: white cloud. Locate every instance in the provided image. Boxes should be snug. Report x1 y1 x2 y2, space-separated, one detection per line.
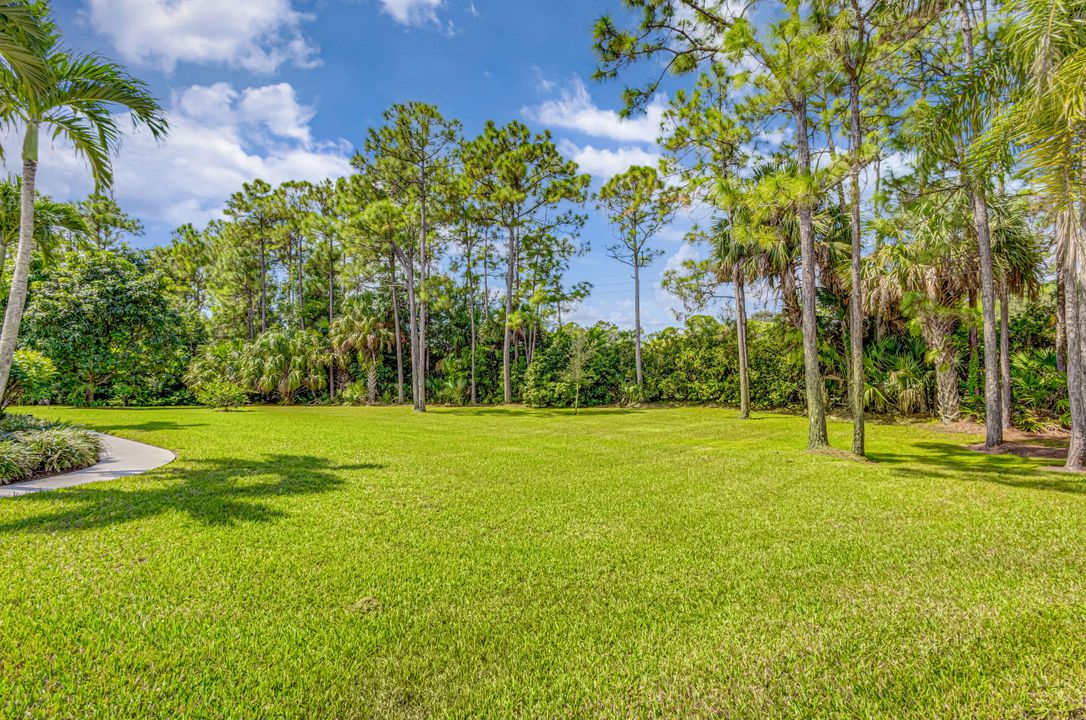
524 77 667 144
2 82 352 228
559 140 661 180
86 0 318 73
381 0 443 26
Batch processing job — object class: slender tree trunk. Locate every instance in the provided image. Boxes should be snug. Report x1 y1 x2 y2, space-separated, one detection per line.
298 238 305 331
328 239 335 400
1000 282 1011 430
417 169 428 412
959 0 1002 447
634 257 644 390
847 72 866 456
503 225 516 403
1064 267 1086 470
398 246 423 412
0 124 39 405
735 267 751 420
468 248 478 405
259 238 268 334
973 187 1003 446
0 242 7 282
367 358 378 405
389 250 405 405
1057 265 1068 372
968 289 979 395
793 99 829 449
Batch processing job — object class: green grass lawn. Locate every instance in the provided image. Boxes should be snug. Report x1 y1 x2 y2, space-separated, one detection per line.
2 406 1085 718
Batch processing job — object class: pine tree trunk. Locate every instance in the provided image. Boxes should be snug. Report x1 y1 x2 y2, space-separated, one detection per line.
0 124 39 405
735 268 751 420
847 72 866 456
259 238 267 334
389 251 405 405
418 169 428 412
634 256 644 391
468 250 478 406
958 0 1002 447
503 225 516 403
793 99 829 449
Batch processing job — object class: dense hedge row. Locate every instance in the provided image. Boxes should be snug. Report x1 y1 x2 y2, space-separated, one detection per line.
524 317 804 409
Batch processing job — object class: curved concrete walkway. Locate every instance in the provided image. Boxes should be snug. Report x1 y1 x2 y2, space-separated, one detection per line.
0 433 175 498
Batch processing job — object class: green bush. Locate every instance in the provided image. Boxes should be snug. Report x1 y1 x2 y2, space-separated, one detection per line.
2 349 57 410
194 380 249 411
0 440 38 483
524 323 634 408
16 427 101 475
337 381 368 406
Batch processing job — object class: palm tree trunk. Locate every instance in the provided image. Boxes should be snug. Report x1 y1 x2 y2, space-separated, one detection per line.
793 99 829 449
1000 282 1011 430
1064 267 1086 470
1057 265 1068 372
926 320 961 424
367 358 378 405
847 72 866 456
0 123 39 406
735 267 750 420
634 256 644 391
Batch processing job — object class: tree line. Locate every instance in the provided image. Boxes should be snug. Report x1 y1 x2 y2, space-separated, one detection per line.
0 0 1081 471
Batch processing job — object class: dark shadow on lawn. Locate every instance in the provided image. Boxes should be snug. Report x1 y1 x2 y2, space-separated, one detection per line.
869 441 1086 496
442 406 643 418
0 454 379 533
88 419 210 434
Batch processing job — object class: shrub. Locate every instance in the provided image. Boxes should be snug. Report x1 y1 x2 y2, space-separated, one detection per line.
2 349 57 410
17 427 101 475
0 413 51 434
194 380 249 411
0 440 38 483
338 381 368 406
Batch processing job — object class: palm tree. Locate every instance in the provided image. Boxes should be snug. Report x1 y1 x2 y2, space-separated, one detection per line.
0 31 168 406
0 2 47 91
0 175 87 278
243 330 329 405
331 307 392 405
865 198 977 424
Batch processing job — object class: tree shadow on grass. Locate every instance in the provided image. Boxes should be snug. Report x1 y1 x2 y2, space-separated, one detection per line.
87 419 210 434
869 441 1086 496
440 406 644 418
0 454 379 533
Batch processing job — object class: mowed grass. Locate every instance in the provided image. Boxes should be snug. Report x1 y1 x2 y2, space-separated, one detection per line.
1 406 1086 718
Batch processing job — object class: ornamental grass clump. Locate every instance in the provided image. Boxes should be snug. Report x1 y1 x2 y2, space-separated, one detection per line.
0 416 101 484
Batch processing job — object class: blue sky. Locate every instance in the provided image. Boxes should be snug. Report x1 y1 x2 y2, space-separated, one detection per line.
9 0 734 331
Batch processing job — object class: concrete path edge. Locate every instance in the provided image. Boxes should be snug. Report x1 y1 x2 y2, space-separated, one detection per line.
0 433 175 498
